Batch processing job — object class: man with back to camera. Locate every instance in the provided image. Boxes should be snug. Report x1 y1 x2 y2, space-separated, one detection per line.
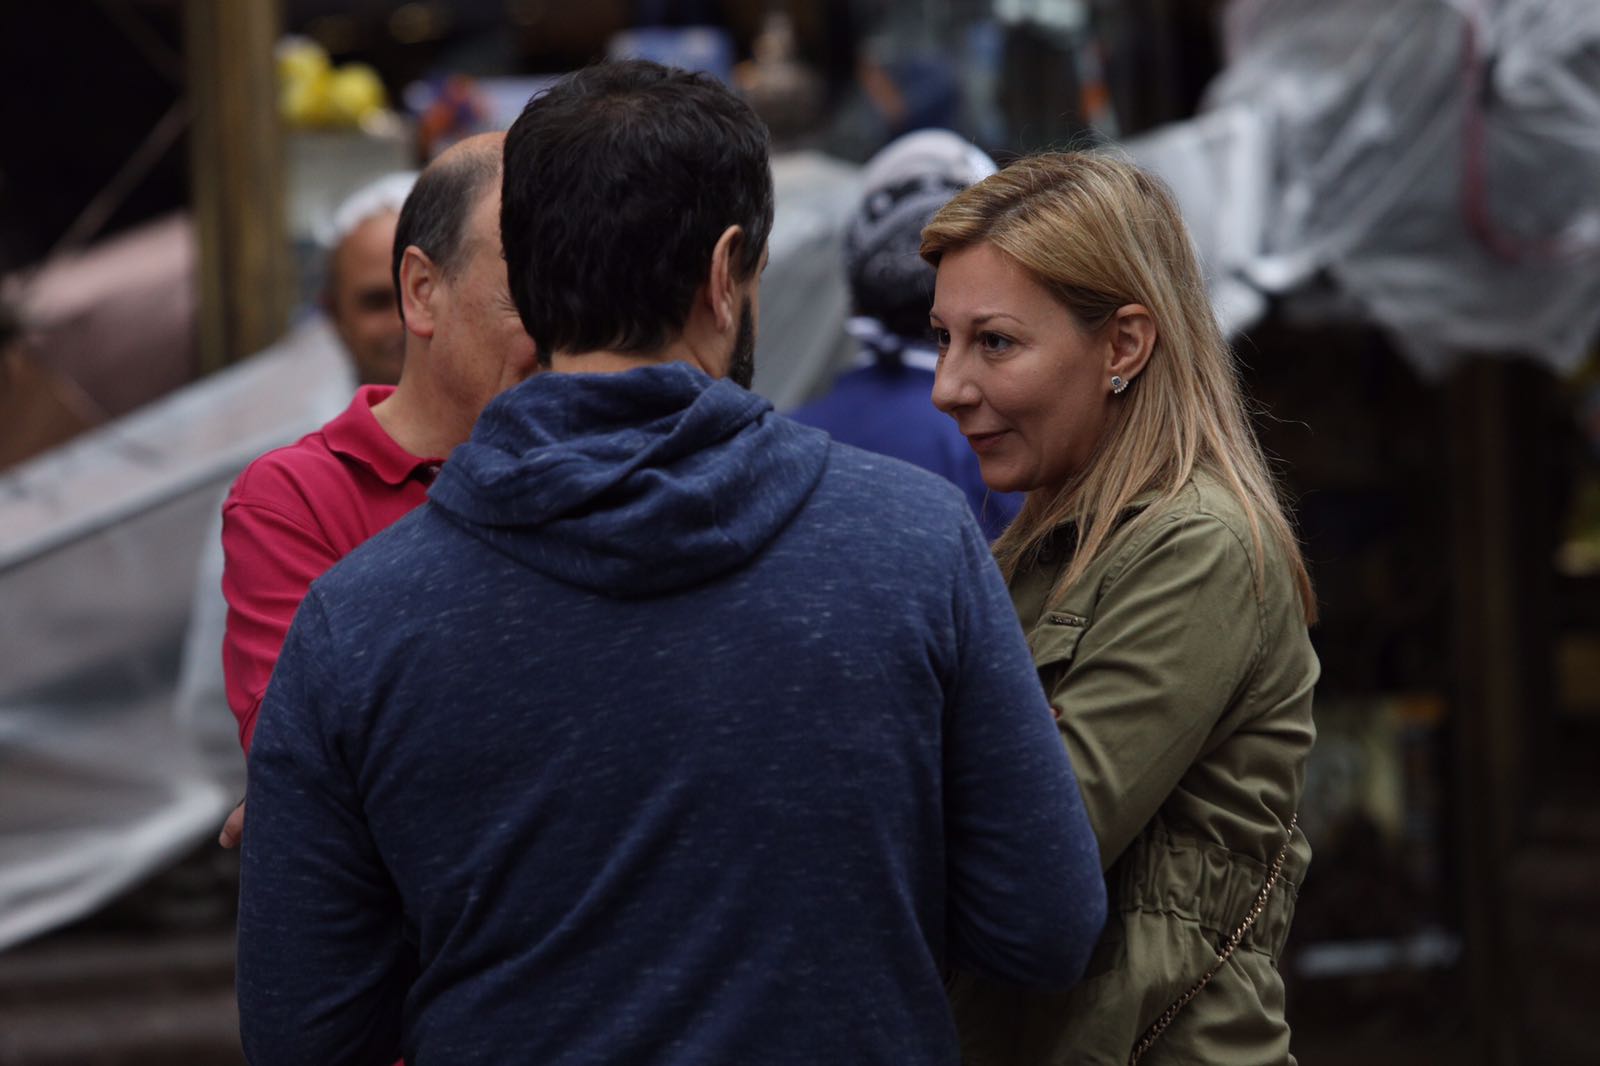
236 60 1106 1065
216 133 537 844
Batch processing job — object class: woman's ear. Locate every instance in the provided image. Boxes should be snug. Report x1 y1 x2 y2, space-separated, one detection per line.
1106 304 1156 384
398 245 439 340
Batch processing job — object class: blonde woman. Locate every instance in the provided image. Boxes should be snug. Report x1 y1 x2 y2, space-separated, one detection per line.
923 152 1318 1065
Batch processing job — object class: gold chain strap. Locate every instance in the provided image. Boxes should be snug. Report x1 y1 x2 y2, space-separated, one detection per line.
1126 813 1299 1066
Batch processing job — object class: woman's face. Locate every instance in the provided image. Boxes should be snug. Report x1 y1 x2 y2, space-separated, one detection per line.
930 241 1114 495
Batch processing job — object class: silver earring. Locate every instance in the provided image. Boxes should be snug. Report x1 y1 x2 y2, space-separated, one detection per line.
1111 375 1128 395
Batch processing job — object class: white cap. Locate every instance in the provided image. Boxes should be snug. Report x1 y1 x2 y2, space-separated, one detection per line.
858 129 997 202
319 171 418 250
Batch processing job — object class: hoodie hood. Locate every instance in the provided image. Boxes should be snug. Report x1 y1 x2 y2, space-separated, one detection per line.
429 363 829 597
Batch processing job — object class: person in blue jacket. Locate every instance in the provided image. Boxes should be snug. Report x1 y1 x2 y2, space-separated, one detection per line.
792 129 1023 540
235 60 1105 1066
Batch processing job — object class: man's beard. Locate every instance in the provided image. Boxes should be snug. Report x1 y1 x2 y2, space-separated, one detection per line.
728 297 756 389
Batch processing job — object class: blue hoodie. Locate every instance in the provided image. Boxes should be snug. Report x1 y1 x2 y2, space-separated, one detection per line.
238 363 1105 1066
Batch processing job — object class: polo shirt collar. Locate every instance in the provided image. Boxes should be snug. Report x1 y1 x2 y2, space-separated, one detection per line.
323 385 444 486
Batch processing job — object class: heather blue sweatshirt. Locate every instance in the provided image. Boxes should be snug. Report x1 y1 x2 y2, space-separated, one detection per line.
237 363 1105 1066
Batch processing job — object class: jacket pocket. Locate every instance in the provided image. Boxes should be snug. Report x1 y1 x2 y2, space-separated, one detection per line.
1028 613 1087 717
1029 611 1087 670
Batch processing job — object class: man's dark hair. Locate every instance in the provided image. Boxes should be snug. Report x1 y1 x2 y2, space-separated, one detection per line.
502 60 774 363
390 146 502 321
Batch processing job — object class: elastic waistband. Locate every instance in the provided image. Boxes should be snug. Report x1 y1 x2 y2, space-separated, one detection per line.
1108 826 1304 960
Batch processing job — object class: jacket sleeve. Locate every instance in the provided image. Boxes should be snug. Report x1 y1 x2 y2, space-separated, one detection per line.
236 590 413 1066
1051 512 1263 869
942 515 1107 989
220 488 344 754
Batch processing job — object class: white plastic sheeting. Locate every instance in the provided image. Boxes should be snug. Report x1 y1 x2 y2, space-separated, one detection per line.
1126 0 1600 376
0 316 354 953
0 152 861 951
1122 106 1272 340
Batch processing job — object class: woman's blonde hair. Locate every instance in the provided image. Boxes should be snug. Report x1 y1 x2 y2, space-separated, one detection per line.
920 151 1316 623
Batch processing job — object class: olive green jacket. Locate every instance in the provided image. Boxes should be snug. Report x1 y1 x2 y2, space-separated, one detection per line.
951 475 1318 1066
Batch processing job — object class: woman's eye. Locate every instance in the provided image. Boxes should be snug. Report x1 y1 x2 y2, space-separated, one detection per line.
979 332 1012 354
932 327 951 349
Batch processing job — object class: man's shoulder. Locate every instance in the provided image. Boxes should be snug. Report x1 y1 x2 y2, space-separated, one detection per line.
818 438 970 511
227 426 347 512
306 502 452 604
798 437 978 561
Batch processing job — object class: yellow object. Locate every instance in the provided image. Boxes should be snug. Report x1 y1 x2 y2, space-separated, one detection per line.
327 63 388 124
281 71 335 128
276 36 388 129
277 36 330 87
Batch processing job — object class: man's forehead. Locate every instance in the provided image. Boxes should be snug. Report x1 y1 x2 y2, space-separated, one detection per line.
330 211 398 290
336 211 398 257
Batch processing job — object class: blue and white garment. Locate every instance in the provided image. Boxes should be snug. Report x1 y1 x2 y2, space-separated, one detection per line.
792 316 1023 540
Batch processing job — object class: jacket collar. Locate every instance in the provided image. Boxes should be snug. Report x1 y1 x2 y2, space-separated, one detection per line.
1037 485 1166 562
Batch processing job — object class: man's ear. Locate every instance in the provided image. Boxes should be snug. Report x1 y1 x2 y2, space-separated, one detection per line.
705 225 744 333
1105 303 1157 385
398 245 439 339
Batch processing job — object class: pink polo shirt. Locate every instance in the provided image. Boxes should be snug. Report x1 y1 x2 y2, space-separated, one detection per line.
221 385 444 753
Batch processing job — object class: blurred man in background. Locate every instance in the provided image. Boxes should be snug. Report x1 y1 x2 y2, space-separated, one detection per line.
791 129 1022 539
321 172 417 386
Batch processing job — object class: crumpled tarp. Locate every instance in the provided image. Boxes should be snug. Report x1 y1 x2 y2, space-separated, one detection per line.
0 316 354 953
1126 0 1600 377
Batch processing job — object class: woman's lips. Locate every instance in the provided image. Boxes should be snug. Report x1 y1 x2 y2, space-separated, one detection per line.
965 430 1008 455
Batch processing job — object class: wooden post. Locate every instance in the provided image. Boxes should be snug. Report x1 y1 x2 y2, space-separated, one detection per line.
185 0 289 375
1448 356 1555 1065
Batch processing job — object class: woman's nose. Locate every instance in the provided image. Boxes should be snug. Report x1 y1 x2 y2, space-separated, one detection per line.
931 353 975 415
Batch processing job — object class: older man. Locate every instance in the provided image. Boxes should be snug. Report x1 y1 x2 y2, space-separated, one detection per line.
219 132 535 790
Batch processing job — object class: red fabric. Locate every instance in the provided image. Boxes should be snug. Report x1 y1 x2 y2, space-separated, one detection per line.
221 386 442 753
